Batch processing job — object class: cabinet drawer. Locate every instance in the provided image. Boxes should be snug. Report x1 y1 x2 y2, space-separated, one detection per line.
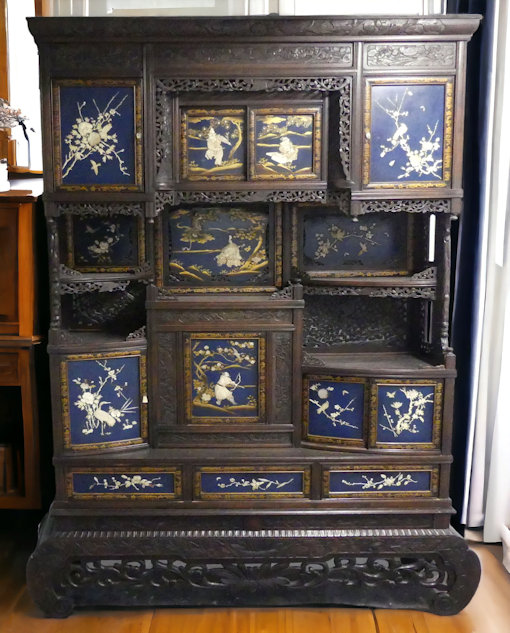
66 468 182 500
194 466 311 499
0 353 19 384
323 465 439 498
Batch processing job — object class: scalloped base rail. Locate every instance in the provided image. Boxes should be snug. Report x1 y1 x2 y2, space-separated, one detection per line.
27 516 480 618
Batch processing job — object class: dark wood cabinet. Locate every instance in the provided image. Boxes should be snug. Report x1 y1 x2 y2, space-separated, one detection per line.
0 183 43 508
27 15 481 617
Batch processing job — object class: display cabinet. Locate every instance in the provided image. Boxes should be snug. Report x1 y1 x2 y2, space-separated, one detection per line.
27 15 481 617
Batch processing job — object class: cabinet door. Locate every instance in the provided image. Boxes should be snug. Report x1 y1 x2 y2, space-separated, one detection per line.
0 205 18 334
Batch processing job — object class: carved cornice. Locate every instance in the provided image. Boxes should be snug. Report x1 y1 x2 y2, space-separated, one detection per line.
29 17 482 44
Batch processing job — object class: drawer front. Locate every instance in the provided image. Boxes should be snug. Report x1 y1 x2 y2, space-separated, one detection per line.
195 466 311 499
0 352 19 384
323 465 439 498
66 468 182 499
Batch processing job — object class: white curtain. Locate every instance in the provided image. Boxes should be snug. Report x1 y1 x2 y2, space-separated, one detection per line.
462 0 510 565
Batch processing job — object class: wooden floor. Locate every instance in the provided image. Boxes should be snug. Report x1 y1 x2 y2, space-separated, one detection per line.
1 524 510 633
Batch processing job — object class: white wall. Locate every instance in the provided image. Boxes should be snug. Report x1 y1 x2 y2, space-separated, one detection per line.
7 0 42 171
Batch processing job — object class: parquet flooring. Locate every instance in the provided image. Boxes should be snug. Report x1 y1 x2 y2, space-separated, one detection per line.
1 524 509 633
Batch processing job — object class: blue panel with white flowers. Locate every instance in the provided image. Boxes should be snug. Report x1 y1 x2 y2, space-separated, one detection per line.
303 212 409 274
66 355 142 446
59 84 137 186
70 215 140 270
72 472 175 496
329 469 432 495
199 470 305 496
307 380 364 441
376 384 435 444
370 83 445 183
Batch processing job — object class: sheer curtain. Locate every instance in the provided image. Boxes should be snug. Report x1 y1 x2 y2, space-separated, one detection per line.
453 0 510 565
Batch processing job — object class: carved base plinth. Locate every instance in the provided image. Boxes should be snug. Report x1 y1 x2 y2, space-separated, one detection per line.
27 514 480 618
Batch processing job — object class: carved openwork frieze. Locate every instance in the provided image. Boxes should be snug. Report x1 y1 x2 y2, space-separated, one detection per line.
358 199 451 215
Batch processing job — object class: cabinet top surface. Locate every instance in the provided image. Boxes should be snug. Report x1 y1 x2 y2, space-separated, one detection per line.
28 15 482 43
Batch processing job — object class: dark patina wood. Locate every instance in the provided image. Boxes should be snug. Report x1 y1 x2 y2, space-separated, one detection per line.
27 15 481 616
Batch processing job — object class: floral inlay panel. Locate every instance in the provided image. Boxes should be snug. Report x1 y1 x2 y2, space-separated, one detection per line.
181 108 245 181
61 351 147 449
196 468 309 498
363 78 453 189
326 467 436 497
371 381 442 448
300 211 410 277
165 206 274 288
304 377 365 446
69 470 180 498
184 333 265 424
250 107 322 181
54 80 142 190
66 214 144 272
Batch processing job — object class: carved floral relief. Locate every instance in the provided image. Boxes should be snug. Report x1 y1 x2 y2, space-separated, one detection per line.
196 467 309 498
326 467 437 497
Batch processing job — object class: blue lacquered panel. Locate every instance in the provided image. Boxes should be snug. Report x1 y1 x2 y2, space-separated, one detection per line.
181 108 245 181
326 467 437 498
184 333 265 423
304 377 366 446
69 470 180 499
372 381 442 449
251 107 321 181
196 468 310 499
301 212 410 276
364 79 453 188
62 351 147 450
67 214 143 272
166 206 273 288
55 81 142 190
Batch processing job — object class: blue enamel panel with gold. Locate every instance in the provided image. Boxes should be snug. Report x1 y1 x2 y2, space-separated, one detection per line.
64 354 144 448
197 469 307 498
181 108 245 181
71 471 177 497
167 207 270 286
328 469 433 497
185 334 265 423
307 379 364 442
251 107 321 180
57 84 138 187
302 212 409 275
368 82 447 185
376 384 435 444
68 214 141 271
